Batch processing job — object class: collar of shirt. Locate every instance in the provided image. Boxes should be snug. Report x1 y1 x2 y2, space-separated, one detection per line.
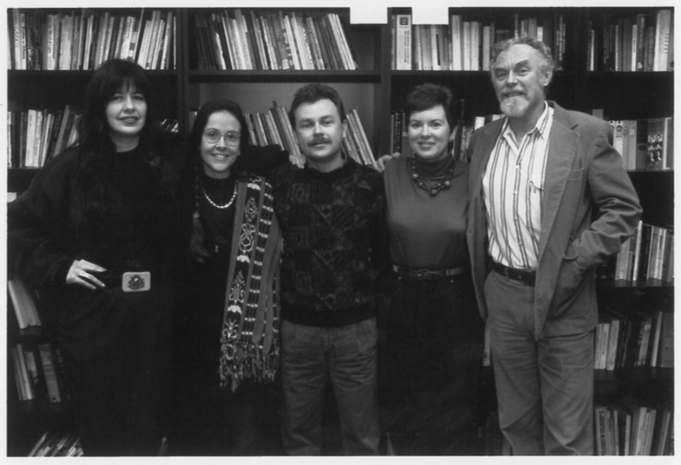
500 102 553 153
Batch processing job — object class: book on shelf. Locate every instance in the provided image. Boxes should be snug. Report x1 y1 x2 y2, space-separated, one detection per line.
656 312 673 369
10 341 70 405
594 399 618 455
38 343 66 403
393 13 564 71
11 344 36 401
8 276 42 329
192 9 357 71
587 9 673 71
612 223 674 283
393 14 412 70
29 429 83 457
601 117 673 170
7 8 175 71
244 103 373 167
7 104 81 169
595 397 672 456
596 307 673 371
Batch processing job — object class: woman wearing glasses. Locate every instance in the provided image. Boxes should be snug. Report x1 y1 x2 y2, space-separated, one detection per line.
170 99 286 455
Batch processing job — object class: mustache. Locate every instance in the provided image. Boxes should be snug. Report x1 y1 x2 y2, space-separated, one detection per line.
309 137 331 145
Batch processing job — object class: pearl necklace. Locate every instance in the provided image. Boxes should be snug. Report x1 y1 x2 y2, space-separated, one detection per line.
202 184 237 209
409 158 455 197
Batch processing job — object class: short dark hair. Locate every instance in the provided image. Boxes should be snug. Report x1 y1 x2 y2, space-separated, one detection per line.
189 99 250 156
405 83 456 129
289 83 346 126
491 36 555 82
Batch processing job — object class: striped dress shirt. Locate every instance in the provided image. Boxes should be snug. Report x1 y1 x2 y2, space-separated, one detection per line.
482 103 554 270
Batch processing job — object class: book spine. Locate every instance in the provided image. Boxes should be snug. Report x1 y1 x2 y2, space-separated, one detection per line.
395 14 412 70
38 344 62 403
305 16 325 70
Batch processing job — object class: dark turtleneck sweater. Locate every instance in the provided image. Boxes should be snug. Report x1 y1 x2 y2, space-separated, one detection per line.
384 155 470 270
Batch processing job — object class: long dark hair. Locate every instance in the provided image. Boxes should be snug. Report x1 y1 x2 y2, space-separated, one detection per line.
71 59 161 237
188 99 249 261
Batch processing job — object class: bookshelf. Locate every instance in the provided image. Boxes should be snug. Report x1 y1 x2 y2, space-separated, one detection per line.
6 5 674 456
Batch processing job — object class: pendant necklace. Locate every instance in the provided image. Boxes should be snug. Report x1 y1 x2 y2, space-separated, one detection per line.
203 184 237 209
409 158 455 197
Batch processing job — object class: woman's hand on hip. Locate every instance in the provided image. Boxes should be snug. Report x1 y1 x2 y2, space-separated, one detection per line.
66 259 107 290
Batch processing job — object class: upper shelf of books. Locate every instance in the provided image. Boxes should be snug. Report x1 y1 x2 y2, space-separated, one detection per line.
8 7 673 75
7 8 179 72
186 8 381 74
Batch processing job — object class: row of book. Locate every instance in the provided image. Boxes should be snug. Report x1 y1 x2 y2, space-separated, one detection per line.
612 222 673 283
7 106 80 169
10 341 67 404
28 429 83 457
594 307 673 372
594 397 673 455
391 13 566 71
601 117 674 171
8 9 176 71
7 105 180 169
193 9 357 71
587 9 674 72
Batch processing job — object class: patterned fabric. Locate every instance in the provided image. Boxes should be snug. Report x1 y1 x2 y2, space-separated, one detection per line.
272 158 390 327
482 103 554 270
219 175 282 392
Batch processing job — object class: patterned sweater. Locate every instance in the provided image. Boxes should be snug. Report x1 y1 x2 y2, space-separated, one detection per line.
272 157 390 327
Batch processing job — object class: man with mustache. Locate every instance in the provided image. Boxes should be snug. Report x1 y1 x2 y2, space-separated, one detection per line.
466 37 641 455
271 83 390 455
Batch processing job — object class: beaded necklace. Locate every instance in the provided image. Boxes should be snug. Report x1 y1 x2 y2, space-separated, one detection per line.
202 184 237 209
409 158 455 197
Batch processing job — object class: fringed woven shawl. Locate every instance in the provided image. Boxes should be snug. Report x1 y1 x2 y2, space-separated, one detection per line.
219 175 282 392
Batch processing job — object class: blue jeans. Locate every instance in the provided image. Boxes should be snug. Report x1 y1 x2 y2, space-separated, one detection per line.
280 318 380 455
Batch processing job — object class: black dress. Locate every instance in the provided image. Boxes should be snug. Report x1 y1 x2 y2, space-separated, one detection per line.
7 136 187 456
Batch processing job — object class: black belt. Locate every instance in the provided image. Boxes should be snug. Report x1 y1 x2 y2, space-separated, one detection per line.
393 264 469 281
492 262 536 286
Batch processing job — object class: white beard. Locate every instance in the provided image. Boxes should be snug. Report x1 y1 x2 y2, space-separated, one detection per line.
500 95 529 118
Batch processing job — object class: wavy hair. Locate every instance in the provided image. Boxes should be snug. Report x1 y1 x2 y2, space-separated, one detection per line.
71 59 162 238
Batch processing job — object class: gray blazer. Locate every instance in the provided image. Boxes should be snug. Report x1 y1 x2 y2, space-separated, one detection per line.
466 101 642 339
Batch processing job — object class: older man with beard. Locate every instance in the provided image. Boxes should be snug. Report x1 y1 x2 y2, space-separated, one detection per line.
465 36 641 455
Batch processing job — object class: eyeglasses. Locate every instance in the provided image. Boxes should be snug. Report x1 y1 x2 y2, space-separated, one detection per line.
203 129 241 145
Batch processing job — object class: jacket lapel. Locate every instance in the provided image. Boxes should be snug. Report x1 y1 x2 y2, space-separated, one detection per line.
538 103 579 260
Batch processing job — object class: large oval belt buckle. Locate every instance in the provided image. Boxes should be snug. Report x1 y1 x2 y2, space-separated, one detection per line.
122 272 151 292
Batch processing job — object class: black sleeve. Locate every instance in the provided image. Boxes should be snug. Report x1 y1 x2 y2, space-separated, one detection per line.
7 152 78 288
235 144 289 176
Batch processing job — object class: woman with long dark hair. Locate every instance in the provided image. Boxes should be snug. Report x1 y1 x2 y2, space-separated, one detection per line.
170 99 286 455
8 59 186 455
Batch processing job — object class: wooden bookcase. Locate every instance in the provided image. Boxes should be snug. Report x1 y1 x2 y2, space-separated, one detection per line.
6 5 674 456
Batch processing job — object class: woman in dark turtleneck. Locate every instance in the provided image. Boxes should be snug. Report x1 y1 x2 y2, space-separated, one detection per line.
170 99 286 455
382 83 484 455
